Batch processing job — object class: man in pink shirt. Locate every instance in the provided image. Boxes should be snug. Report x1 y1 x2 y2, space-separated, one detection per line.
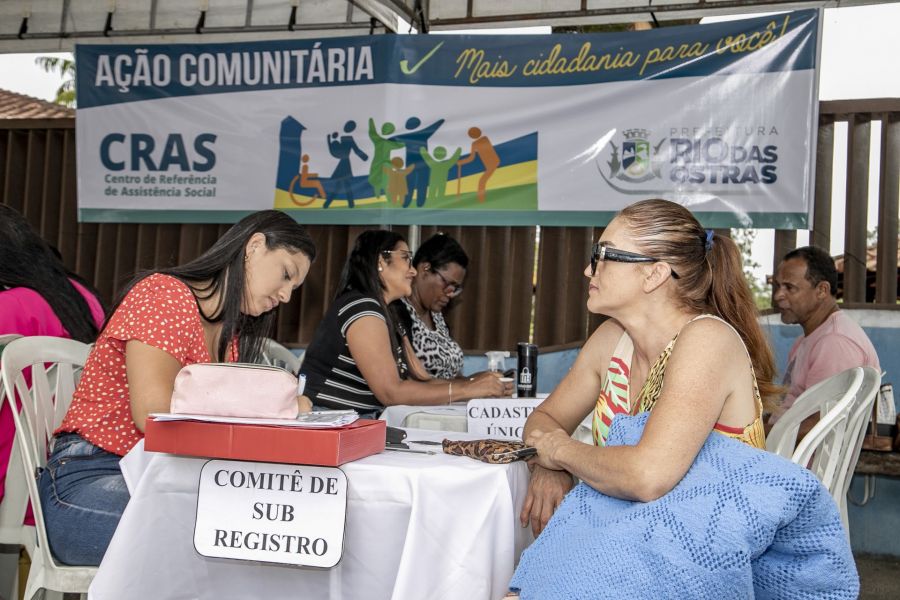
770 245 880 424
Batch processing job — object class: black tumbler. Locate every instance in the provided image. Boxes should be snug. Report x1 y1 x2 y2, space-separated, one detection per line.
517 343 538 398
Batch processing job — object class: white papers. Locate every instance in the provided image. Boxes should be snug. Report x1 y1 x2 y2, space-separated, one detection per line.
150 410 359 428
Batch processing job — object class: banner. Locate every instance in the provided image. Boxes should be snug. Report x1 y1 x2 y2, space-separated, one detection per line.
76 10 820 227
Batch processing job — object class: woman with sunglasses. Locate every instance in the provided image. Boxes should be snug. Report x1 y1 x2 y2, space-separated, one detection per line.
393 233 469 380
299 230 511 416
507 204 857 600
518 198 779 538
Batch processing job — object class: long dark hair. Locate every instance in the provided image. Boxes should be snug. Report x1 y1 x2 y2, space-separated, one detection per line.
618 199 778 408
0 205 101 343
113 210 316 364
338 230 408 375
337 230 404 302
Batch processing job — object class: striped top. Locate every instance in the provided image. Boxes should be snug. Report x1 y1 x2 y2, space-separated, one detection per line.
300 291 406 412
592 315 765 449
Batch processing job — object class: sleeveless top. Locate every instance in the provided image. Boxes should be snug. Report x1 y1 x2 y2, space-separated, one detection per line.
591 314 765 449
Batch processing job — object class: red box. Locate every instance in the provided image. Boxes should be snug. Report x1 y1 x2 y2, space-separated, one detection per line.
144 418 386 466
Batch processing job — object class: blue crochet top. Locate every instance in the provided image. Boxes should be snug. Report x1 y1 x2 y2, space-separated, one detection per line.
510 413 858 599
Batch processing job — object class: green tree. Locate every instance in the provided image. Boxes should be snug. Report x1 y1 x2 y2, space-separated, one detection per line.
35 56 75 107
731 228 772 309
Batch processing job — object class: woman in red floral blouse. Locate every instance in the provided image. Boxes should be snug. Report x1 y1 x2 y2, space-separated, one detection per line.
39 210 316 566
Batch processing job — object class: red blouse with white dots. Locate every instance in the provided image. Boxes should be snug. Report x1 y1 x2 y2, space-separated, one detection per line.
56 273 234 456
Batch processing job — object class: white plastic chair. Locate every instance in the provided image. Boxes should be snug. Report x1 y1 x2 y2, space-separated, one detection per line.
831 366 882 531
767 367 864 460
1 336 96 600
260 338 303 374
768 367 864 501
0 334 33 600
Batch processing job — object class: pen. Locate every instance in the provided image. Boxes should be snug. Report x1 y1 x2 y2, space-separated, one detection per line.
384 447 436 455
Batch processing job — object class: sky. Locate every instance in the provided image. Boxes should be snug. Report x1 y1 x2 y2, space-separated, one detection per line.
0 5 897 284
707 5 900 281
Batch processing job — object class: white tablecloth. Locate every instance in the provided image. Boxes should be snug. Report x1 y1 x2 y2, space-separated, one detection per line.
89 429 533 600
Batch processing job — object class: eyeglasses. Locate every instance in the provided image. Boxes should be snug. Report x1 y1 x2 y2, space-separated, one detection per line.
434 269 464 298
381 250 413 267
590 242 680 279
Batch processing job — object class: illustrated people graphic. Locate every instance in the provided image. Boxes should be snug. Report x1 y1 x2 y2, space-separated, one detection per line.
368 118 404 201
325 120 369 209
383 157 414 205
287 153 325 207
393 116 445 208
300 154 326 199
419 145 462 203
456 127 500 203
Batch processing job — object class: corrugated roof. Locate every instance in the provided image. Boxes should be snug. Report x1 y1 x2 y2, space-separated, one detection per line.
834 242 900 272
0 88 73 119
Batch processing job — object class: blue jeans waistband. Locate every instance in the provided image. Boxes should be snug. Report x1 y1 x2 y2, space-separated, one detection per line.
51 432 113 461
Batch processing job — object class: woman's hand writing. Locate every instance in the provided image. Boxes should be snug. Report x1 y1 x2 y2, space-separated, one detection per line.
463 371 514 398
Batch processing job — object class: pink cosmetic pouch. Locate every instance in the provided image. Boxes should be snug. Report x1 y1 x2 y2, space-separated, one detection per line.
170 363 299 419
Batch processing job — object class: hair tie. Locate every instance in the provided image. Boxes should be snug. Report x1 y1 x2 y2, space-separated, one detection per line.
704 229 715 253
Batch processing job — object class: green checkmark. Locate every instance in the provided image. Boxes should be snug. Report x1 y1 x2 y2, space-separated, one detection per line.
399 41 445 75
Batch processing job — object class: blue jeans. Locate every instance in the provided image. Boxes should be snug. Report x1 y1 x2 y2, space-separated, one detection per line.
37 433 130 566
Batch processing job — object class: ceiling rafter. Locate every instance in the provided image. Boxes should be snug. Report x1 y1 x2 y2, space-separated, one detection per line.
0 0 891 53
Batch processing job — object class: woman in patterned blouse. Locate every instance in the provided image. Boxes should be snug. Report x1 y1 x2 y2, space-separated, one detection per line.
40 210 316 566
396 233 469 380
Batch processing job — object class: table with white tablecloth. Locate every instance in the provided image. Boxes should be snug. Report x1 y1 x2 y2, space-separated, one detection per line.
89 428 533 600
380 397 593 444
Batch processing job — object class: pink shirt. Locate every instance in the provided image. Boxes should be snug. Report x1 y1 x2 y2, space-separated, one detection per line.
0 280 104 338
777 310 880 418
0 279 105 523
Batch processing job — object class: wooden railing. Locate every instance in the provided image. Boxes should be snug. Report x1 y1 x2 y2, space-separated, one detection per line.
774 99 899 305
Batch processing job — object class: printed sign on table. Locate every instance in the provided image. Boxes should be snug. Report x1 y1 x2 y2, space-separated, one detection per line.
467 396 549 439
75 10 820 228
195 460 347 568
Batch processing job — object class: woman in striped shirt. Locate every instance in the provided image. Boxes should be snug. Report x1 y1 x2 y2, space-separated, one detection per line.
300 230 512 414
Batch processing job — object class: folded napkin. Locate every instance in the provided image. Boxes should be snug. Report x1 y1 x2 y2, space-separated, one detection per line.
510 413 858 599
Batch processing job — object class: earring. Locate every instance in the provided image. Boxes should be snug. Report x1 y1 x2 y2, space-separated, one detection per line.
244 254 250 262
378 266 383 272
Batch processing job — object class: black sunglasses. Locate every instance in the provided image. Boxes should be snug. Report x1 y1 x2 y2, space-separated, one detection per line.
590 242 680 279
